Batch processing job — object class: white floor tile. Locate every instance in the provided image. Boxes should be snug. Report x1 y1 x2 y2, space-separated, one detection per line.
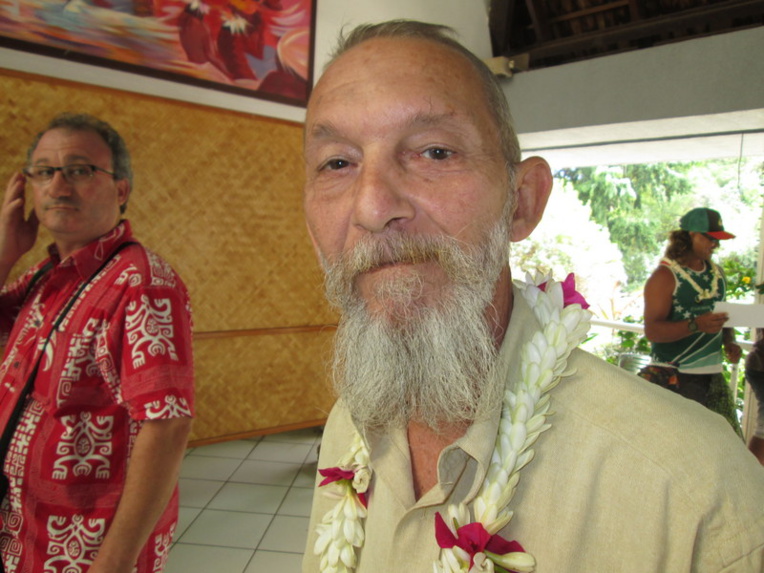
246 550 303 573
258 515 310 554
293 460 318 488
277 487 313 517
249 441 314 464
178 509 272 549
172 430 324 567
175 506 202 540
165 543 253 573
179 478 225 508
188 440 257 459
208 482 289 514
179 455 242 481
229 460 302 486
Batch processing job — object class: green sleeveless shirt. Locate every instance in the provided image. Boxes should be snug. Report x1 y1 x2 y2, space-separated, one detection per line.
650 258 726 373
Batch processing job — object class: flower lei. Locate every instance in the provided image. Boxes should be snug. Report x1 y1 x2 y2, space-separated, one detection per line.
314 273 592 573
662 257 722 302
313 433 371 573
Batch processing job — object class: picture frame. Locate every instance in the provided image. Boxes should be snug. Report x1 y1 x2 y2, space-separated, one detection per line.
0 0 316 107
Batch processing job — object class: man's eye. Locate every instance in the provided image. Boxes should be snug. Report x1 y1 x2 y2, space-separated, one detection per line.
33 167 55 178
422 147 453 160
67 165 92 177
322 158 351 171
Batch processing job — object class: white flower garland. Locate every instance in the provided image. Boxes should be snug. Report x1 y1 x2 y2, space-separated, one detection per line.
314 433 371 573
662 257 722 302
315 274 592 573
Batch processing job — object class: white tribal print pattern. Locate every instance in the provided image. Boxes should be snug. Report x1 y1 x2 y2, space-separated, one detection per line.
44 514 105 573
53 413 114 480
126 296 178 368
57 319 103 406
145 395 193 420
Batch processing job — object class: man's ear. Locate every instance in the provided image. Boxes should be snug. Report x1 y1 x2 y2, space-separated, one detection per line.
510 156 553 242
116 179 131 208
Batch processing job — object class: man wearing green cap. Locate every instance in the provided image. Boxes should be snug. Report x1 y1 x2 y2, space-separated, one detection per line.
641 207 741 431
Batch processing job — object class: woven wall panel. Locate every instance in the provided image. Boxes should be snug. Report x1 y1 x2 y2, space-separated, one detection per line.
191 330 336 443
0 69 338 440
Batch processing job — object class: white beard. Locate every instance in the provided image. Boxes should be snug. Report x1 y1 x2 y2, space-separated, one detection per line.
321 212 512 431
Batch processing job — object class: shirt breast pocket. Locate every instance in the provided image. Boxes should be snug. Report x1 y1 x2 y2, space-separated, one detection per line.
36 317 115 412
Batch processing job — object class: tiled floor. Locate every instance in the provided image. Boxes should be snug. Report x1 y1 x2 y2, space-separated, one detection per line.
165 427 322 573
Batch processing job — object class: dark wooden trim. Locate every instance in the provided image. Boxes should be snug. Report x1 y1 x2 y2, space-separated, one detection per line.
525 0 553 42
547 1 630 24
188 418 327 447
507 0 764 61
489 0 514 53
194 324 337 340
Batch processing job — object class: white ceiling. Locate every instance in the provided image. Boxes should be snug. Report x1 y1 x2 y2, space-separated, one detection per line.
519 110 764 169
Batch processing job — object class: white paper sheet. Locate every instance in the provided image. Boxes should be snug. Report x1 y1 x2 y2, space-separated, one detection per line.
713 302 764 328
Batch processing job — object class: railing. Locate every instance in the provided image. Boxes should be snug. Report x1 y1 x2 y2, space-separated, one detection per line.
591 316 757 440
590 317 753 350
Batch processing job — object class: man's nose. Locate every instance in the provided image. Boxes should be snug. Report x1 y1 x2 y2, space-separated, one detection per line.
47 171 74 197
351 158 415 233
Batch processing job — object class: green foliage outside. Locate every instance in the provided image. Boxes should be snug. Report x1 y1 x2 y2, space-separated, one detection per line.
723 254 759 302
602 317 650 367
556 163 695 289
719 257 757 411
555 158 763 292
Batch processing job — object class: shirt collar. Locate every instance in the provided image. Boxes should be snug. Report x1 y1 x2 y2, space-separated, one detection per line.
446 284 541 500
47 220 134 280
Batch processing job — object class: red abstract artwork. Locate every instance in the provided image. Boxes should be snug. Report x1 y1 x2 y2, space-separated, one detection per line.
0 0 315 106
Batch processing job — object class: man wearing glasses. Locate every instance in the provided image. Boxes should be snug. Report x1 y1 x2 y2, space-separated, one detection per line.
0 113 194 573
642 207 741 431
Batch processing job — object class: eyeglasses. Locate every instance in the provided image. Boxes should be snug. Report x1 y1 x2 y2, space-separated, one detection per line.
23 164 115 185
701 233 720 244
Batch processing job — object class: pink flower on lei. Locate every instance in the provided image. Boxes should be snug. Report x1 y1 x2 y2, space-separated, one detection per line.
318 466 369 507
538 272 590 309
435 512 526 572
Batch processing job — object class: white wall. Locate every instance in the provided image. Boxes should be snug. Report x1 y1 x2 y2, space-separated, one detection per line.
508 26 764 167
313 0 492 74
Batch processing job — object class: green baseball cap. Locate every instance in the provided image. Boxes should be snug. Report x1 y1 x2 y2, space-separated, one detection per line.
679 207 735 240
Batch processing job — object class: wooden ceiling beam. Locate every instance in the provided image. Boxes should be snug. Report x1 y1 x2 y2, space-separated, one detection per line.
626 0 645 21
504 0 764 62
547 1 630 25
489 0 515 53
525 0 553 42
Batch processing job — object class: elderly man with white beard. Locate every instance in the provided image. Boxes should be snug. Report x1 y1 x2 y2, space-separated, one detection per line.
301 20 764 573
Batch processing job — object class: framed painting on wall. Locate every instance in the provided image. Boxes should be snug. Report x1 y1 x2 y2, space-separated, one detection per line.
0 0 316 107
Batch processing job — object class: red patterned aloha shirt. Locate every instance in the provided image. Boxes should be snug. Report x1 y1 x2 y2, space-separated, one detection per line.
0 221 195 573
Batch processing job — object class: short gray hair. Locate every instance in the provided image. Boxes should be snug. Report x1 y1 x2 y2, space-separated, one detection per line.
27 112 132 214
325 20 521 166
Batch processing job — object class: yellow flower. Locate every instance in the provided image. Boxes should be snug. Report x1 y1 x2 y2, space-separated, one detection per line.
743 276 751 284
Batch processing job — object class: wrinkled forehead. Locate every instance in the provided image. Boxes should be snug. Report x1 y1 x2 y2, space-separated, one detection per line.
306 37 499 143
31 127 111 163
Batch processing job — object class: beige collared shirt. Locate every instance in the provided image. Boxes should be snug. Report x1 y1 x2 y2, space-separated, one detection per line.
304 286 764 572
